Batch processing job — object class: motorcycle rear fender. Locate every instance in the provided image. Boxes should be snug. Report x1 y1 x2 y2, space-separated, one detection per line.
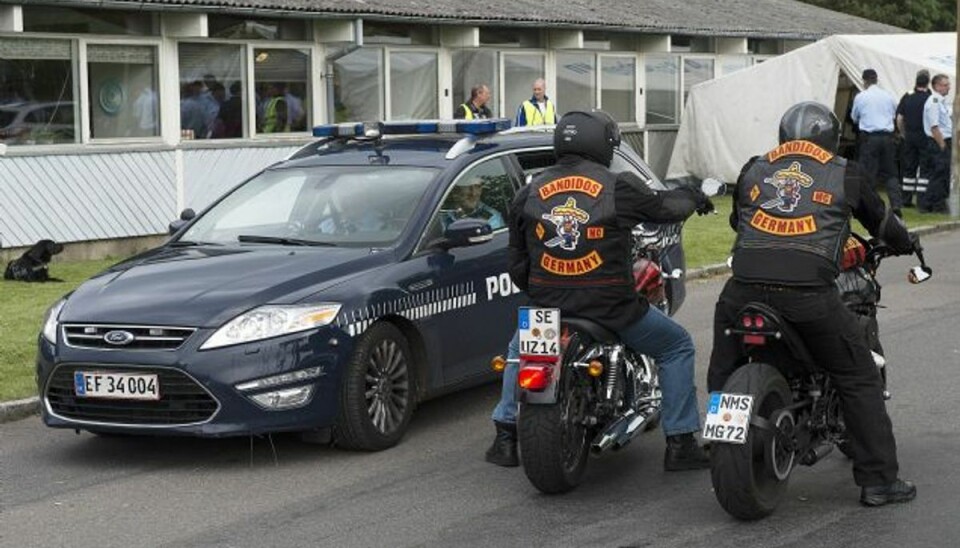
734 302 816 374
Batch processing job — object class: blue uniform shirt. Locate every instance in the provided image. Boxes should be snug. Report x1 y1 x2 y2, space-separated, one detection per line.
923 91 953 138
851 85 897 133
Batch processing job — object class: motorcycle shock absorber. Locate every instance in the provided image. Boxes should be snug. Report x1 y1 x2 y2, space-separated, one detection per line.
604 344 623 404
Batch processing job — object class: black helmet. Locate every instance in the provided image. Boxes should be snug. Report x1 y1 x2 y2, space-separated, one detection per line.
778 101 841 153
554 110 621 167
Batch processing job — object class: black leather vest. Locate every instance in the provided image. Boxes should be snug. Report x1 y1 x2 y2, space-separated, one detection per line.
733 140 850 284
524 161 631 290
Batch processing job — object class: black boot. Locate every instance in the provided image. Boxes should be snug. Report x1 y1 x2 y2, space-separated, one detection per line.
485 421 519 467
860 479 917 507
664 432 711 471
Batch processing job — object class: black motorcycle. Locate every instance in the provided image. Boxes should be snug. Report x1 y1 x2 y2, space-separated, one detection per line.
706 235 932 520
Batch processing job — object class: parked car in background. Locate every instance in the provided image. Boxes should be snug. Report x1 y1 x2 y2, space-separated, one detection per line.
0 101 75 144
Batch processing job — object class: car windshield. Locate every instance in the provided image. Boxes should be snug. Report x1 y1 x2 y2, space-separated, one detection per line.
181 165 439 247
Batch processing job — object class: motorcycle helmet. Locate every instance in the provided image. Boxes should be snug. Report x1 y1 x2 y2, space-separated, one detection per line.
554 110 621 167
778 101 841 153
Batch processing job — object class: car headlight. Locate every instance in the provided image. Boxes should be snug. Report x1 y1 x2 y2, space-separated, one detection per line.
41 298 66 344
200 303 341 350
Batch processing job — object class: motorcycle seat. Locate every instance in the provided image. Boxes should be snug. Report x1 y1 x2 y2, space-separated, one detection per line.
562 317 619 344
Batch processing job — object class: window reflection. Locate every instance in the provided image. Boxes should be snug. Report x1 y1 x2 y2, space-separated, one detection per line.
0 39 77 145
178 44 244 139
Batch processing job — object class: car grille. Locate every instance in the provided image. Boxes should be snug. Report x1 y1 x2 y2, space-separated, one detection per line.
45 365 219 426
62 324 195 351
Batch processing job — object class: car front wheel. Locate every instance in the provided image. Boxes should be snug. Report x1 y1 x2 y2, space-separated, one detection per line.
334 322 416 451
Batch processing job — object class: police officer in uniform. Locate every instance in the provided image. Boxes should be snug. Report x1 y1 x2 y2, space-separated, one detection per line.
851 69 902 216
920 74 952 214
485 110 714 471
896 70 931 207
708 102 918 507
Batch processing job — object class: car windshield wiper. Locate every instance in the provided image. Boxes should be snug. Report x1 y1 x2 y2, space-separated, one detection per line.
168 240 222 247
237 235 337 247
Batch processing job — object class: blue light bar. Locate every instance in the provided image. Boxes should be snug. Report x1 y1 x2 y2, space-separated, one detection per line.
456 118 512 135
312 123 364 138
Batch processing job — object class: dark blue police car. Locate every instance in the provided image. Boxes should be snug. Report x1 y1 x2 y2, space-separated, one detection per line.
37 119 686 451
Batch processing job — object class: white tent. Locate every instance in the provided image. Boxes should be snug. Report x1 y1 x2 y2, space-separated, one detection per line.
668 33 957 183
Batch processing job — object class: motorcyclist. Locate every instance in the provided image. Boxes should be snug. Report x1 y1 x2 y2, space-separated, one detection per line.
485 110 714 471
707 101 918 507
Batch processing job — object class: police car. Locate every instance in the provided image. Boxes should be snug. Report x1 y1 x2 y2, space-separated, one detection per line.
36 119 686 450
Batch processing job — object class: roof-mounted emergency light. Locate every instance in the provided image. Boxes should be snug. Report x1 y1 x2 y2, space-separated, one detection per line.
312 118 511 139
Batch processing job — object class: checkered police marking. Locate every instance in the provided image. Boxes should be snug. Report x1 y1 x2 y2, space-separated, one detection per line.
337 282 477 337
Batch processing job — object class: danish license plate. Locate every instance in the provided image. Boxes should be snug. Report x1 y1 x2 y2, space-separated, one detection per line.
518 307 561 357
74 371 160 400
702 392 754 444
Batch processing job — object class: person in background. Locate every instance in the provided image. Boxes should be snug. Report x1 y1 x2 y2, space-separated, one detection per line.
515 78 556 127
896 70 932 207
851 68 902 217
455 84 493 120
919 74 952 214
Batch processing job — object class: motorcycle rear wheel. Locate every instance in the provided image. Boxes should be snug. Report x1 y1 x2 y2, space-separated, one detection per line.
518 371 590 494
710 363 794 520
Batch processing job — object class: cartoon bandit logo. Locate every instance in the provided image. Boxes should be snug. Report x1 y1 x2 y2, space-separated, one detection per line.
541 197 590 250
761 161 814 213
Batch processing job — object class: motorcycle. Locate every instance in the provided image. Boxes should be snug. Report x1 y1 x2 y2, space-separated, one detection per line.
705 235 932 520
497 179 723 495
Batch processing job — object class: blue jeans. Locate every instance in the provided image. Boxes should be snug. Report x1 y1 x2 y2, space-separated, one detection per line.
491 307 702 437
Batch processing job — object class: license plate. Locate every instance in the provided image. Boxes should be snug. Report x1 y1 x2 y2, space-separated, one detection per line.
702 392 754 444
518 307 561 357
74 371 160 401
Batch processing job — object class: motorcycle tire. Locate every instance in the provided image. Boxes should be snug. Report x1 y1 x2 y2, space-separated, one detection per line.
710 363 794 520
518 373 590 494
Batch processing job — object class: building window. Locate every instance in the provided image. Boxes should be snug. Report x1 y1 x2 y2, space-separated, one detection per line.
601 56 636 123
720 56 751 77
178 43 244 140
0 38 77 145
683 58 715 104
748 39 780 55
390 51 437 119
503 54 545 119
209 15 310 41
254 48 310 134
364 23 436 46
671 35 713 53
87 45 160 139
333 48 383 123
557 52 595 114
22 7 157 35
645 55 679 125
452 50 499 118
480 27 543 48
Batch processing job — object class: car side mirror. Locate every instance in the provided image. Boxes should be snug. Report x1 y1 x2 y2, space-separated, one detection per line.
440 218 493 249
168 208 196 235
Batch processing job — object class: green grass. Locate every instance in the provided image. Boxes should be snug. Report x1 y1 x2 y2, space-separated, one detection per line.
0 201 954 402
0 258 120 401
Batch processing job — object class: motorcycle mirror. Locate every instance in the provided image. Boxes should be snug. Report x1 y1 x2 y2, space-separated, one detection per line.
907 265 933 284
701 177 726 197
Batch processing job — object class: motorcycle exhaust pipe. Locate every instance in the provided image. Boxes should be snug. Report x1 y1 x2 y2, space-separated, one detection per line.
799 442 834 466
615 408 661 450
591 408 659 454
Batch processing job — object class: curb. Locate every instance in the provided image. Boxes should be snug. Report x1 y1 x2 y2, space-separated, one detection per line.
685 220 960 281
1 221 957 424
0 396 40 424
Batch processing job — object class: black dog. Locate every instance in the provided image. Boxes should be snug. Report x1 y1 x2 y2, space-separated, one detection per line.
4 239 64 282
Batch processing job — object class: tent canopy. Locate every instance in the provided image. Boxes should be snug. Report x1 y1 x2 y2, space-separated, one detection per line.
667 33 957 183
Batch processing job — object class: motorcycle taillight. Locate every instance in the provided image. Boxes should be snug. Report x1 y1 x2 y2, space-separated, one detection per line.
518 365 553 391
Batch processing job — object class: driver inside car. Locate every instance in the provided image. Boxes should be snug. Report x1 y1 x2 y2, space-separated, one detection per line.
440 176 505 230
484 110 715 471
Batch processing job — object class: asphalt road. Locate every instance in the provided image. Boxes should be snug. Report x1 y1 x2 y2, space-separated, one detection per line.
2 231 959 548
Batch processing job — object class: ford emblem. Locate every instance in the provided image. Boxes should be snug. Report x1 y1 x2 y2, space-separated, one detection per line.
103 330 135 346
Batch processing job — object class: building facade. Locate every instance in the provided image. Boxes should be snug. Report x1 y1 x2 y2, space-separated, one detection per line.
0 0 899 249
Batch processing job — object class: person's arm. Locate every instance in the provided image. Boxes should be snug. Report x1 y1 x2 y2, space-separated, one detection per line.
728 157 759 231
515 104 526 127
895 94 907 135
923 97 945 148
848 161 914 253
453 104 466 119
507 185 531 291
613 172 705 226
850 94 862 124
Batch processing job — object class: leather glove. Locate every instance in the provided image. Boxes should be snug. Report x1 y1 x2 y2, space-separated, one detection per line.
696 196 715 216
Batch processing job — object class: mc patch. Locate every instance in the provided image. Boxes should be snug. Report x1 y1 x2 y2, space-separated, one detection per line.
761 162 814 213
541 197 590 251
535 222 546 240
586 226 605 239
749 184 760 202
812 190 833 205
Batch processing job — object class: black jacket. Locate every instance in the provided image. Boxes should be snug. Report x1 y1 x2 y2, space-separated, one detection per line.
509 154 702 330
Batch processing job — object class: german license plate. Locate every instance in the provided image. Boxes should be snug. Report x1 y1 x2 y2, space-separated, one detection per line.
518 307 560 357
702 392 754 444
74 371 160 400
